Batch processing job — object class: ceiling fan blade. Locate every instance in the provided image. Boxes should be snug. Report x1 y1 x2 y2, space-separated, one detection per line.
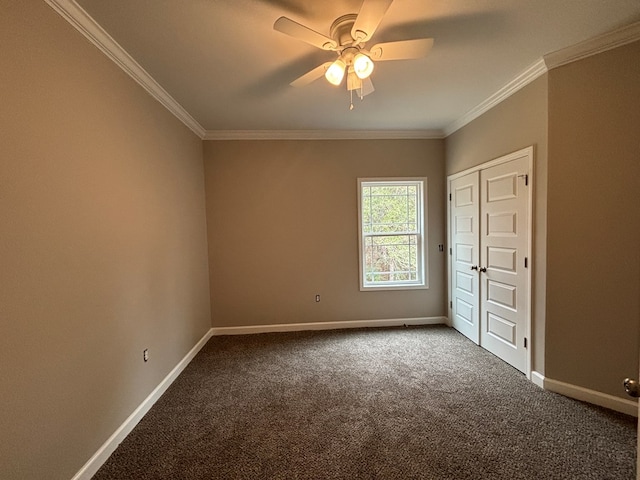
274 17 337 50
351 0 394 42
369 38 434 61
290 62 333 87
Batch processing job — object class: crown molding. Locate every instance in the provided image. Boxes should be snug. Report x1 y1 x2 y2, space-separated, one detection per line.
44 0 206 139
42 1 640 142
544 20 640 70
203 129 446 140
43 0 441 142
444 58 548 137
445 21 640 137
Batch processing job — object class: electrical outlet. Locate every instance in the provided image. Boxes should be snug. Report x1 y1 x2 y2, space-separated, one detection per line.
143 349 149 362
315 294 320 302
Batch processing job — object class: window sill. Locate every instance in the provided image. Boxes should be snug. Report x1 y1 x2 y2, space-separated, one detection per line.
360 284 429 292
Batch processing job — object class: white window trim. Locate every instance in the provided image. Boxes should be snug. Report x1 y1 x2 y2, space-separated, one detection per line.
357 177 429 291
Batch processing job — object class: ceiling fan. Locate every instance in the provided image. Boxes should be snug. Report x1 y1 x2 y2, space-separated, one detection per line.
273 0 434 109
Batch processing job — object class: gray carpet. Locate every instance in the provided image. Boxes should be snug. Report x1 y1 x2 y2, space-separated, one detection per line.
93 325 636 479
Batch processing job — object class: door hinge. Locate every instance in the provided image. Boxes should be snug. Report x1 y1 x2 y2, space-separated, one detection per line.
449 247 452 255
524 337 528 348
450 301 453 308
449 193 452 201
524 257 528 268
518 174 529 186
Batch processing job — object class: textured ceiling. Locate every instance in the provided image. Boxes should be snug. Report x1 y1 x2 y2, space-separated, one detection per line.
75 0 640 134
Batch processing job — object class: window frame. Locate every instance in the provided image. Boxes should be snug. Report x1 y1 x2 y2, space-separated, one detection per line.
357 177 429 291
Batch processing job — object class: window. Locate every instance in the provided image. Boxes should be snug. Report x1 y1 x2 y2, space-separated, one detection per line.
358 178 428 290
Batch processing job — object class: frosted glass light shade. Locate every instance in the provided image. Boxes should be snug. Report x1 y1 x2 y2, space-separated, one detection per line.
347 70 362 91
325 59 346 86
353 53 374 79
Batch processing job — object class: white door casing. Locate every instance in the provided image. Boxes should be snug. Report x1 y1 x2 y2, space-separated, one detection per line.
448 147 533 376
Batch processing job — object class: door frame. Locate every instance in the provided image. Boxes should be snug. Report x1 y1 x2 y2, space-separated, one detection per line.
446 146 534 379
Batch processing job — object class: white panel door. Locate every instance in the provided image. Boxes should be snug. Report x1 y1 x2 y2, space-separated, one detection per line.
450 172 480 344
479 156 529 373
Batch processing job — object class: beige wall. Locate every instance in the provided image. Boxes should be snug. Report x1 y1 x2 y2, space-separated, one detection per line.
204 139 446 327
445 76 549 373
546 41 640 398
0 3 211 479
2 2 636 477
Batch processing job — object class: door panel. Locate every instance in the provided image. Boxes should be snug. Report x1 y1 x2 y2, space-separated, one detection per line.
480 157 529 373
486 312 516 345
486 212 517 235
487 280 516 310
487 247 517 272
450 172 480 344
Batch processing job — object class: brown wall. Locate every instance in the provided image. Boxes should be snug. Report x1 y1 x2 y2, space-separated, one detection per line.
546 41 640 398
0 3 211 479
445 76 549 373
203 139 446 327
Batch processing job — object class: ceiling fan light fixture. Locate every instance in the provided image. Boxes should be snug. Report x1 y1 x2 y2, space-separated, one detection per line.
353 52 374 79
325 58 346 86
275 0 435 103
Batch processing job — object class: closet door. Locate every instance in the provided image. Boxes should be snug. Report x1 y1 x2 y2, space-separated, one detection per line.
479 156 529 373
448 147 532 375
450 172 480 344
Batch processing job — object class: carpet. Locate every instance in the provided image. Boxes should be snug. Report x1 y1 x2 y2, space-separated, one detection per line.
93 325 636 479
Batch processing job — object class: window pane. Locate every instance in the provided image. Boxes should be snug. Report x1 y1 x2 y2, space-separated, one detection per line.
362 194 371 233
408 196 417 224
370 185 408 196
364 234 418 282
364 183 418 234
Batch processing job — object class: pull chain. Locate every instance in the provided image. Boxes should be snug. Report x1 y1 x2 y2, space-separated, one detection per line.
349 89 354 110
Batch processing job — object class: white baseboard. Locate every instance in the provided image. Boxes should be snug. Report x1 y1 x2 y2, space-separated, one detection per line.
531 370 545 388
71 328 214 480
210 317 447 336
531 371 637 417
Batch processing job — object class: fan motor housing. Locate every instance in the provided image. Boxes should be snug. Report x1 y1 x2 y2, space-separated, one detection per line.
330 14 358 47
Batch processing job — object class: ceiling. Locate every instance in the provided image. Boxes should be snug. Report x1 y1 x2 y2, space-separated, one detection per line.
68 0 640 137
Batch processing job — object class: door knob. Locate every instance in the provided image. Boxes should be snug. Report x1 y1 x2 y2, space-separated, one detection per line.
623 378 640 398
479 267 487 273
470 265 478 271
